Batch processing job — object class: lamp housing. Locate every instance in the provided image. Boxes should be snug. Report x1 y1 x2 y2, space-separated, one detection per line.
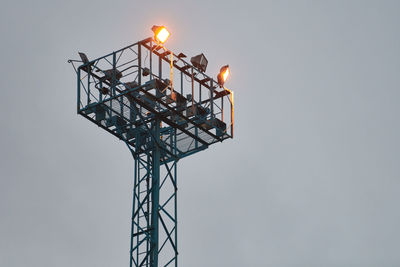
190 53 208 73
151 25 170 44
217 65 230 87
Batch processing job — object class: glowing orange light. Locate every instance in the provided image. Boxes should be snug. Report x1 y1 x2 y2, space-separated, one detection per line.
152 25 170 44
217 65 230 87
222 67 229 82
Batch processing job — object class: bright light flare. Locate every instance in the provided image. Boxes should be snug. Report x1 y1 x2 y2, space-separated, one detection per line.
152 25 170 44
222 67 229 82
217 65 230 87
156 28 170 43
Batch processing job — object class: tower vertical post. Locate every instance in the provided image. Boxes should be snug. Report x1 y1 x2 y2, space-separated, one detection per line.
150 119 161 266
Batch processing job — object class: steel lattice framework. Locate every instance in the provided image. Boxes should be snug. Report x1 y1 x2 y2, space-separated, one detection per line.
69 36 234 267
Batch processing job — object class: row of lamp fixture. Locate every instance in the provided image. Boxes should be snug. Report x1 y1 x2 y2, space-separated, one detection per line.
151 25 230 88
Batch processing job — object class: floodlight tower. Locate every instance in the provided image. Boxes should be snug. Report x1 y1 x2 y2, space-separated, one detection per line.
69 26 234 267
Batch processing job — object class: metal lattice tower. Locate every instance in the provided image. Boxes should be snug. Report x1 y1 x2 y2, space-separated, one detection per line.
69 33 234 267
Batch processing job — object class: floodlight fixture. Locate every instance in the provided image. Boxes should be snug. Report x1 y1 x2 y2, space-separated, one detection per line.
78 52 94 71
97 69 123 82
78 52 89 64
151 25 170 44
217 65 230 87
190 53 208 73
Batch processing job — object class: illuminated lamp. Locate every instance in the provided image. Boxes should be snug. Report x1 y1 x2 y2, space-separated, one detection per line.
217 65 229 87
151 25 170 44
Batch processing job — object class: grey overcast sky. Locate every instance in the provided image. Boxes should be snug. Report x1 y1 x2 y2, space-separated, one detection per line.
1 0 400 266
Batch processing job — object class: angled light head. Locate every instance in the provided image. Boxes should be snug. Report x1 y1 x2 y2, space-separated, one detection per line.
190 53 208 73
151 25 170 44
217 65 230 87
78 52 89 64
